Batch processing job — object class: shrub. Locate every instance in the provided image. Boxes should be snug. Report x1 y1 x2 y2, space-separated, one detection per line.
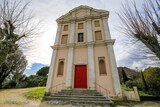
126 80 137 88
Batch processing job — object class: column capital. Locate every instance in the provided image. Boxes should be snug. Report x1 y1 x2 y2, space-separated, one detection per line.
102 16 108 21
70 18 76 24
86 42 94 46
67 43 75 47
57 23 62 26
86 18 92 22
51 45 59 50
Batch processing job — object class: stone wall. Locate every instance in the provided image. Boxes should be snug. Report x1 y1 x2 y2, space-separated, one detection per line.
122 87 140 101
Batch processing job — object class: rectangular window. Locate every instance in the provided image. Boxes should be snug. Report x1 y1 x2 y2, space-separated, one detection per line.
98 57 107 75
63 25 68 31
78 33 84 42
78 23 83 29
95 21 100 27
95 31 102 40
61 35 68 44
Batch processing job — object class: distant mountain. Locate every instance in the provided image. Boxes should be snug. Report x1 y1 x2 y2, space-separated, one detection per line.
117 67 139 84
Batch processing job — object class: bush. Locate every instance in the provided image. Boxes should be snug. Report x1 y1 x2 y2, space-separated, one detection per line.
126 80 137 88
2 80 16 89
27 75 47 87
16 81 28 88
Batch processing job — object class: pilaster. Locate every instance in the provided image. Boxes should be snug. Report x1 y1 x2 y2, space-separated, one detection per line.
66 21 75 88
86 19 95 89
46 23 62 93
87 44 95 89
102 17 111 40
103 16 121 95
46 48 57 93
86 19 93 42
54 23 62 45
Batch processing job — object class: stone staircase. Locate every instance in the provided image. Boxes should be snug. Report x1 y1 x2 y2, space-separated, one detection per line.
44 89 112 106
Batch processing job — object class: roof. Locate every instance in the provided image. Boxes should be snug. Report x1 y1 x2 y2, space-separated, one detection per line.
56 5 109 22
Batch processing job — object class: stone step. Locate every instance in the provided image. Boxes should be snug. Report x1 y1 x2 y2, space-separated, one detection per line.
57 91 100 94
45 96 110 101
70 100 113 105
46 89 112 106
61 89 96 92
58 91 99 93
54 93 102 96
51 95 108 99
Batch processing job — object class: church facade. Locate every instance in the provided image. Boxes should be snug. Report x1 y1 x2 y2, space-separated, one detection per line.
46 5 121 96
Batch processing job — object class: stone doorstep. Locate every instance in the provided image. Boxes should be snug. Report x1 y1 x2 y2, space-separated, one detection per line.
61 89 97 91
55 92 101 94
53 93 103 96
58 91 99 93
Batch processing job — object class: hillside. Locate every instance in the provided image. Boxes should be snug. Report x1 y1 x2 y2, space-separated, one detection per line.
118 67 139 84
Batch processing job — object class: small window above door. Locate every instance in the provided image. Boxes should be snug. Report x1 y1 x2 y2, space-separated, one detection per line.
78 23 83 29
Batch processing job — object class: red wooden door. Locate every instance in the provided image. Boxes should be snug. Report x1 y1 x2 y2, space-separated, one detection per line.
74 65 87 88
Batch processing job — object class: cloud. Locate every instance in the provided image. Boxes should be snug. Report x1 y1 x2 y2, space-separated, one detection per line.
24 63 47 76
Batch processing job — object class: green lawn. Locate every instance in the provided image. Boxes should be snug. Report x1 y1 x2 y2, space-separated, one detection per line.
24 87 45 100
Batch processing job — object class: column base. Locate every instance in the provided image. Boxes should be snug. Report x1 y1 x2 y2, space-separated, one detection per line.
45 92 51 96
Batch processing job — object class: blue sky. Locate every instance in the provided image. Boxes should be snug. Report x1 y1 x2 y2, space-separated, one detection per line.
24 63 47 76
23 0 160 75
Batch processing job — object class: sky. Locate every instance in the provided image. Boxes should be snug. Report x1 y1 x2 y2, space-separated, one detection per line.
22 0 160 75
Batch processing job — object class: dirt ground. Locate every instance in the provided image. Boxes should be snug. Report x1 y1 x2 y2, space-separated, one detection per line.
0 87 80 107
0 88 160 107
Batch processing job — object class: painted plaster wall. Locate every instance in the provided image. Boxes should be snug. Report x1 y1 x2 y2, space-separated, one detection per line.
51 49 68 92
94 46 115 95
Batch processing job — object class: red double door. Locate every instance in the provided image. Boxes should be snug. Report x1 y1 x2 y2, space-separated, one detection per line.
74 65 87 88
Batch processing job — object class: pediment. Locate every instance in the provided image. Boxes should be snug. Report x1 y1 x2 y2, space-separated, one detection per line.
57 5 109 22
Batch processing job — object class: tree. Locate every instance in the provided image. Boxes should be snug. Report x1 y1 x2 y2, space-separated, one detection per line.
140 70 148 91
0 49 27 88
27 75 47 87
118 0 160 59
0 0 38 65
143 67 160 92
36 66 49 77
121 68 129 84
0 0 38 88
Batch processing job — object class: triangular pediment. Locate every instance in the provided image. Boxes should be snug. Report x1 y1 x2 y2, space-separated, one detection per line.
57 5 109 21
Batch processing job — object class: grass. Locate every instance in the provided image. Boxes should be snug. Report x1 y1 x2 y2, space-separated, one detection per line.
121 85 133 91
139 91 153 96
111 100 142 107
24 87 45 100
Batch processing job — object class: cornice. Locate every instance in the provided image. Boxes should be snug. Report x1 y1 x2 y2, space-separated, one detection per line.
51 39 115 49
57 14 108 24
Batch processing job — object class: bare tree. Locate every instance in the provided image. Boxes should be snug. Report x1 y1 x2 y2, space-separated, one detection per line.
0 0 39 65
118 0 160 60
0 0 39 88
